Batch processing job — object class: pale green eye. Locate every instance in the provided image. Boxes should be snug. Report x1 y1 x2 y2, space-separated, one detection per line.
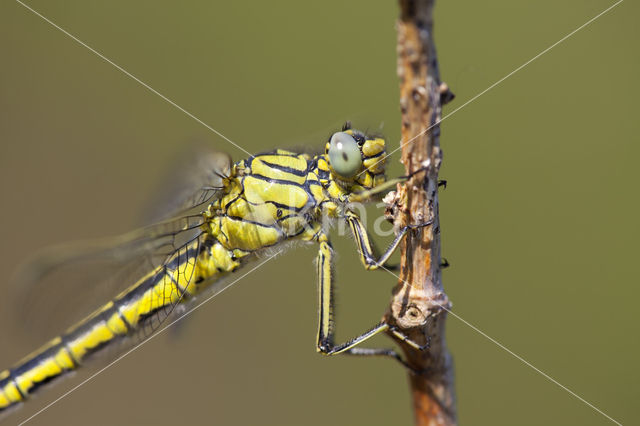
328 132 362 178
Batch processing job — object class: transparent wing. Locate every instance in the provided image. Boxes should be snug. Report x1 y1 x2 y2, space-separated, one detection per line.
11 152 233 342
145 146 231 223
11 214 206 341
128 222 206 340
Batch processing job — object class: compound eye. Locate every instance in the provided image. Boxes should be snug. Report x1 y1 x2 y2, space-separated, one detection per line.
328 132 362 178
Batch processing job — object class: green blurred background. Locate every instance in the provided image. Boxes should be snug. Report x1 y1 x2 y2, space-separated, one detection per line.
0 1 637 425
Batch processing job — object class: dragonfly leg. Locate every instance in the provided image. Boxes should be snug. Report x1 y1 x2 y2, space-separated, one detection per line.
388 325 431 351
348 177 405 202
315 234 386 353
345 347 434 376
348 166 430 203
315 235 337 352
315 236 426 371
322 323 429 356
317 318 425 372
342 348 415 371
317 314 409 367
334 327 432 374
345 211 432 270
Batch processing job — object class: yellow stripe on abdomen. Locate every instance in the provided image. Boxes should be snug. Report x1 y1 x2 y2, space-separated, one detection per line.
0 255 193 411
0 234 241 412
0 337 79 411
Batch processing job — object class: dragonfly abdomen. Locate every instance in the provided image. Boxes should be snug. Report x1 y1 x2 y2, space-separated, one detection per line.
0 236 241 412
0 300 129 412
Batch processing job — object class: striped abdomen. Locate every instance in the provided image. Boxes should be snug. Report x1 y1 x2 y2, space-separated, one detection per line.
0 236 240 412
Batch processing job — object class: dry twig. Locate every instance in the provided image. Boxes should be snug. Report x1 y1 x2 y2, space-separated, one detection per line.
383 1 456 424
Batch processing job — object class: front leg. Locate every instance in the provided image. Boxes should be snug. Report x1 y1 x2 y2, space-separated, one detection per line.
344 210 432 270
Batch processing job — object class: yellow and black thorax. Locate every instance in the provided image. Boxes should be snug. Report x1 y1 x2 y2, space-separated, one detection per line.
205 127 387 255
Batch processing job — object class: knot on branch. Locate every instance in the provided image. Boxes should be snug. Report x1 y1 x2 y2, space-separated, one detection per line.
389 290 450 330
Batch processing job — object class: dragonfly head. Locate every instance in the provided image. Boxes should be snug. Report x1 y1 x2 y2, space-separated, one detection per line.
324 123 387 192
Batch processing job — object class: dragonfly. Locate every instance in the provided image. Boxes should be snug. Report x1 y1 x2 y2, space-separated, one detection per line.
0 122 431 414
